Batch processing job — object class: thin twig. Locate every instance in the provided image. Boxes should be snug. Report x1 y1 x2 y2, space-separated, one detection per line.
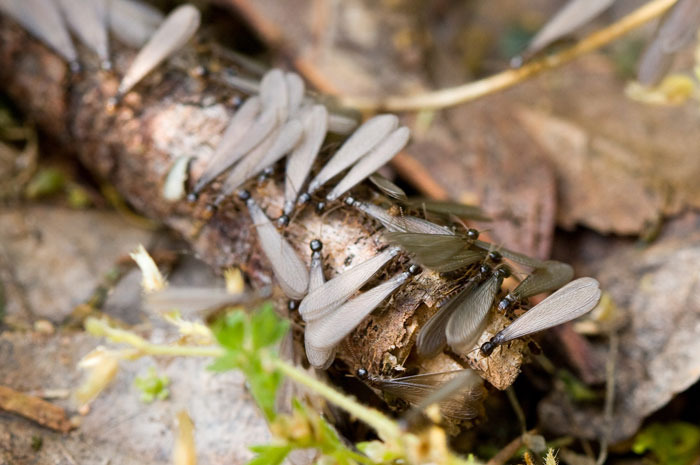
338 0 678 112
596 331 618 465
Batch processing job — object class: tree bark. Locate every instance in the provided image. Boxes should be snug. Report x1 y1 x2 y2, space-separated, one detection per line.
0 16 523 390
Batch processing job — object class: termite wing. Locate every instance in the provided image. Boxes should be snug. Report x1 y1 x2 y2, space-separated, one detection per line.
416 264 492 358
347 198 453 235
57 0 110 69
302 239 337 369
445 266 510 353
481 277 601 356
299 246 402 322
358 368 485 420
368 173 407 201
118 3 200 96
0 0 79 69
108 0 164 48
305 114 399 195
239 190 308 300
283 105 328 216
522 0 614 59
497 260 574 311
325 126 410 201
385 230 486 272
637 0 700 86
304 266 419 357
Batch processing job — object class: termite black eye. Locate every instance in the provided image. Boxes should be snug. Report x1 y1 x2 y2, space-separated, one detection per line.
356 368 368 379
298 193 311 205
479 264 491 275
315 201 326 213
344 196 355 206
288 300 298 311
466 228 479 240
237 190 251 201
186 192 198 203
480 341 495 356
310 239 323 252
408 264 421 275
496 267 511 279
488 251 503 263
231 95 243 108
263 166 275 177
277 215 290 227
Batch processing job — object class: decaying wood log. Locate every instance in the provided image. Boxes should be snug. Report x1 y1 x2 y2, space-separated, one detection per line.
0 15 524 390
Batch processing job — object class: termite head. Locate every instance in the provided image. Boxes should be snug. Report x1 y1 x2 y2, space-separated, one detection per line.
237 190 251 201
488 251 503 263
480 340 496 356
408 264 422 276
315 201 326 213
466 228 479 240
310 239 323 252
288 300 298 311
276 215 290 227
356 368 369 379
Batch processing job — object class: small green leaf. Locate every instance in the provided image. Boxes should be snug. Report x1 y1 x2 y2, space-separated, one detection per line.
247 444 292 465
633 422 700 465
251 303 288 350
245 357 283 421
212 310 247 351
25 168 66 199
134 367 170 403
207 352 242 372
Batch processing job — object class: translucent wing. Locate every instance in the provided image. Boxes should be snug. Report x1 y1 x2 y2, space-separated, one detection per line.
144 286 244 315
637 0 700 86
245 196 308 299
305 271 410 350
326 126 410 201
304 243 336 369
402 198 491 222
369 173 407 201
1 0 78 65
510 260 574 301
299 247 401 322
57 0 110 67
215 119 302 201
307 114 398 194
118 3 200 95
350 199 452 235
493 277 601 345
191 96 263 194
474 239 545 268
285 72 305 116
284 105 328 215
369 369 484 420
108 0 164 48
416 281 480 358
525 0 614 56
385 232 485 271
446 273 501 351
259 68 288 121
